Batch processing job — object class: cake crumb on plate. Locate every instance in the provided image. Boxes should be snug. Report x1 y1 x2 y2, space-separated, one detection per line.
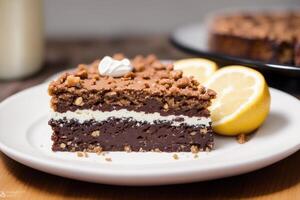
237 134 247 144
173 154 179 160
105 157 112 162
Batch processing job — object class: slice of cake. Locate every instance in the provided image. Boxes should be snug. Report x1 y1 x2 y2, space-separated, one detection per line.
208 11 300 66
48 54 216 152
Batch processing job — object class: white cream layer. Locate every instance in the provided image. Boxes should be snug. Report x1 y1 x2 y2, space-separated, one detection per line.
51 109 211 127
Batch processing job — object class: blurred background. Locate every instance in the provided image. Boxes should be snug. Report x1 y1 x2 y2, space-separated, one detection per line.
45 0 299 38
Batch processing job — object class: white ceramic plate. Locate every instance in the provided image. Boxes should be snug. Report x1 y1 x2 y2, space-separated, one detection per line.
0 84 299 186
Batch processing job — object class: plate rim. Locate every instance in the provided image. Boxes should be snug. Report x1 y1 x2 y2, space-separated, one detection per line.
0 83 300 185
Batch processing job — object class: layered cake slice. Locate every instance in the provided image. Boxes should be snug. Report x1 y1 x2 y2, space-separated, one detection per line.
48 54 216 152
208 12 300 66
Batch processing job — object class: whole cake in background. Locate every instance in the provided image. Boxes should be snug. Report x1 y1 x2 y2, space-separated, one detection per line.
208 11 300 66
48 54 216 153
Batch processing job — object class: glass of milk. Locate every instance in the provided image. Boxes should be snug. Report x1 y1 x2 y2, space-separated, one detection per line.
0 0 44 79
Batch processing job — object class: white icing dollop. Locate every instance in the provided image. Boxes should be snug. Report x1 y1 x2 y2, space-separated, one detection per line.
98 56 133 77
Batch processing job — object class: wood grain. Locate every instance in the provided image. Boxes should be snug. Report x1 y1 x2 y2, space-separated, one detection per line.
0 37 299 200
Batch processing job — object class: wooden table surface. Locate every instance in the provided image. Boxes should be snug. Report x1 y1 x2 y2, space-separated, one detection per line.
0 37 299 200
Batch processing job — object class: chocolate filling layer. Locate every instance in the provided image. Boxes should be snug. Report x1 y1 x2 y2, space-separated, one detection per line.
53 98 211 117
49 118 214 152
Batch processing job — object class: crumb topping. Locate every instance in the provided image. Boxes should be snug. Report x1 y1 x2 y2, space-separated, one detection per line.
49 54 216 101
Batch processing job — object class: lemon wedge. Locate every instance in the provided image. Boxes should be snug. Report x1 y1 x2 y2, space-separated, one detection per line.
173 58 217 83
205 66 270 136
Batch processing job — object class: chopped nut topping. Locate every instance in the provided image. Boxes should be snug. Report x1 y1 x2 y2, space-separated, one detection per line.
176 77 190 88
152 61 165 70
145 54 157 64
132 55 143 63
124 72 135 79
76 64 88 78
166 98 175 107
200 128 208 134
165 63 174 71
74 97 84 106
207 89 217 97
163 103 169 110
191 79 199 85
60 143 66 149
170 70 183 80
169 86 180 94
93 146 103 155
65 75 80 87
190 131 197 136
159 78 173 87
91 130 100 137
134 62 145 72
